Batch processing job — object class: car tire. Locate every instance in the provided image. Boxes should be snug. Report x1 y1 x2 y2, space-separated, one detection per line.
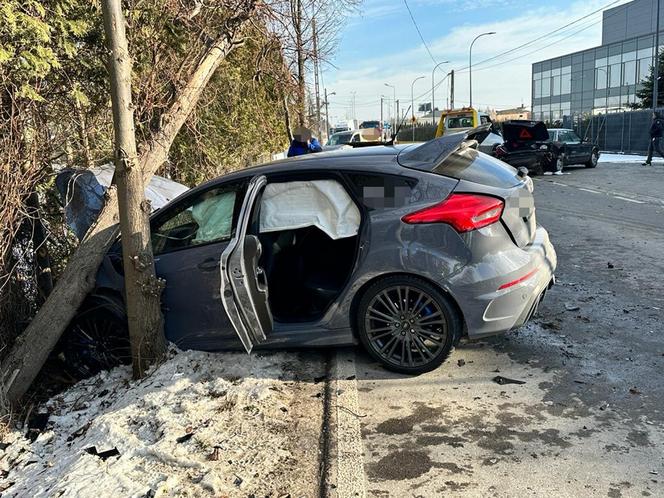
55 296 131 380
585 149 599 168
355 275 461 375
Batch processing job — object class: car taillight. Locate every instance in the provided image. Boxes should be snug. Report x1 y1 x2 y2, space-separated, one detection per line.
401 193 504 233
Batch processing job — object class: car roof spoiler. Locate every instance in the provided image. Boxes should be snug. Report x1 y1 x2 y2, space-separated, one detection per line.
397 128 482 171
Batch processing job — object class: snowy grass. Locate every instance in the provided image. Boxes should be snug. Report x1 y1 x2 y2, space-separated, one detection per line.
0 348 324 497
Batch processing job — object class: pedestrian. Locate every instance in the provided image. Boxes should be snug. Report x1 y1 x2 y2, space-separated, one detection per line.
287 126 323 157
643 111 664 166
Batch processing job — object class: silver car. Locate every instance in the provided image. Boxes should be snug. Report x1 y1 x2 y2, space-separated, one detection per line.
62 133 556 375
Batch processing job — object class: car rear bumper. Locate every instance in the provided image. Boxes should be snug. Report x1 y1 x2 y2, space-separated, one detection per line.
449 225 557 339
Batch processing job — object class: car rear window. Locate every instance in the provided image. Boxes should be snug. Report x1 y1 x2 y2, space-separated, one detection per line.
346 173 417 210
447 114 473 128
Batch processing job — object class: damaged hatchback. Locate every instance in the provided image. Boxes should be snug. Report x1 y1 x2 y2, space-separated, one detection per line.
58 133 557 376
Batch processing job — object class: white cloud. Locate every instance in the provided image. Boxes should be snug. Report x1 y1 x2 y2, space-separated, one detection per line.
324 0 633 122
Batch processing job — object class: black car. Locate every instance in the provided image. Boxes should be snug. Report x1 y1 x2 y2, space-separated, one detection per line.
547 128 600 171
472 120 554 176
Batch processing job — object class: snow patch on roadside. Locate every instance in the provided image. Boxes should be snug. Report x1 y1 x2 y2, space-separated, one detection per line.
0 349 320 497
598 153 663 164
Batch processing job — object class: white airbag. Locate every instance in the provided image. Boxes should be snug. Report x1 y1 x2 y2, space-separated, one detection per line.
260 180 360 239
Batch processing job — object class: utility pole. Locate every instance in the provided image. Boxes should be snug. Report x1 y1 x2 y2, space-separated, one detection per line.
312 18 322 138
380 96 384 139
324 88 334 137
450 69 455 109
396 99 400 128
654 0 661 110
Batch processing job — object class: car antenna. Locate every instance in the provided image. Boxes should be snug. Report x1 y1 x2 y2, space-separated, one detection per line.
386 105 412 145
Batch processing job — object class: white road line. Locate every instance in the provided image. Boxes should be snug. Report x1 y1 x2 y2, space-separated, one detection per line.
333 350 366 498
613 196 645 204
551 181 568 187
578 187 601 194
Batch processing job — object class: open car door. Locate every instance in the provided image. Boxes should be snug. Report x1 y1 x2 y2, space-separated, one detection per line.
220 175 273 353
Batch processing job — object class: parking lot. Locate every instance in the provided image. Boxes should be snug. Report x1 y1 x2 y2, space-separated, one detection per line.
329 161 664 497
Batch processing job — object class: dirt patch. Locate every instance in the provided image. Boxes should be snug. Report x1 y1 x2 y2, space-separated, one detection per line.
366 450 434 481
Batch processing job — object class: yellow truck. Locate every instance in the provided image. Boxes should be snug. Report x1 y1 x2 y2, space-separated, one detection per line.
434 107 492 138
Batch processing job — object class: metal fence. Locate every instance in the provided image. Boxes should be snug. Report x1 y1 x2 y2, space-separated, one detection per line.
563 109 656 155
396 109 656 154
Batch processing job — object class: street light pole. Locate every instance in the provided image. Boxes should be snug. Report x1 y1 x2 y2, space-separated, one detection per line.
654 0 661 110
431 60 450 126
469 31 496 108
411 75 425 141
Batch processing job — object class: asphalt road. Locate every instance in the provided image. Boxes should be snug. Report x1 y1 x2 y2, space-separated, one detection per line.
335 162 664 497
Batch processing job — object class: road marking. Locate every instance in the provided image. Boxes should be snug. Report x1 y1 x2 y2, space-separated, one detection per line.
613 196 645 204
333 350 366 498
578 187 601 194
551 181 568 187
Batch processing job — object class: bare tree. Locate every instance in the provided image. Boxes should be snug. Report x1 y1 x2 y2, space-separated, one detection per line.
265 0 359 128
102 0 166 378
0 0 258 409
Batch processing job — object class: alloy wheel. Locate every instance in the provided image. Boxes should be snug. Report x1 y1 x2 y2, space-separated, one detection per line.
363 285 448 368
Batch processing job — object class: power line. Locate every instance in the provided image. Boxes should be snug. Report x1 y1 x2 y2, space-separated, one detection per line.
411 0 631 103
403 0 437 64
467 0 622 70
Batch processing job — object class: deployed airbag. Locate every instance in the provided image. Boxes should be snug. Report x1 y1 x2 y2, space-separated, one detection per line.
260 180 360 239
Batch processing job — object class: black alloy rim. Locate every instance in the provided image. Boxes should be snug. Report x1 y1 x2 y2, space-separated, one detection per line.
364 285 448 368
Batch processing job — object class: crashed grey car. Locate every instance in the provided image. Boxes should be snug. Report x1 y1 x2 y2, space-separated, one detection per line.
59 133 557 375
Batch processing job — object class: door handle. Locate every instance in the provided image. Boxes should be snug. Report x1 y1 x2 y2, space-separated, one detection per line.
198 258 220 271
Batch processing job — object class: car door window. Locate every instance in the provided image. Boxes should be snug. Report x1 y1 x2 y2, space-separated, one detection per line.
567 131 582 143
152 184 242 255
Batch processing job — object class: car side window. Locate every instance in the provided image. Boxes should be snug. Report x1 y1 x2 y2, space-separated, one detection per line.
346 173 417 210
480 115 490 125
152 183 243 255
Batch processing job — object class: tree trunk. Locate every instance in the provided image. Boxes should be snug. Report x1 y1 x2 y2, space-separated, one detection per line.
102 0 166 378
74 99 94 169
26 192 53 303
0 0 257 409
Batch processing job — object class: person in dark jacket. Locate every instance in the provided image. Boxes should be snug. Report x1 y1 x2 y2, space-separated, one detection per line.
643 111 664 166
287 126 323 157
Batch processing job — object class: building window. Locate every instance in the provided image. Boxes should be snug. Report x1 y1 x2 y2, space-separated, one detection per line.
622 60 636 86
637 57 652 84
541 76 551 97
608 63 621 88
552 75 561 96
594 96 607 111
595 67 607 90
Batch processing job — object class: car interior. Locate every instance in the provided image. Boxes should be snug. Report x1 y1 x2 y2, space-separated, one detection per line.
250 179 362 323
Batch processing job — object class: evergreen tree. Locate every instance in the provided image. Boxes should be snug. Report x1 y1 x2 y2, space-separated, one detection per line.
633 50 664 109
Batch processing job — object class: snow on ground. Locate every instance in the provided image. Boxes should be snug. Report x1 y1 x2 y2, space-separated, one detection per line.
0 349 325 497
598 152 663 164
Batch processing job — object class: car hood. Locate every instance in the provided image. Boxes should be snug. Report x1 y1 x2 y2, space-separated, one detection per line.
502 120 549 143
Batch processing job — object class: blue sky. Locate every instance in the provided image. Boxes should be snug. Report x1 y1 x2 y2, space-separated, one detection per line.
322 0 632 123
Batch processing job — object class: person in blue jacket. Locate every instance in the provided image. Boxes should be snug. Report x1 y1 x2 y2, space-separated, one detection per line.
287 126 323 157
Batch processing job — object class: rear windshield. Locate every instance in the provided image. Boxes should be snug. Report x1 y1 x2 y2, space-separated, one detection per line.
430 147 521 188
446 114 473 128
327 132 353 145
